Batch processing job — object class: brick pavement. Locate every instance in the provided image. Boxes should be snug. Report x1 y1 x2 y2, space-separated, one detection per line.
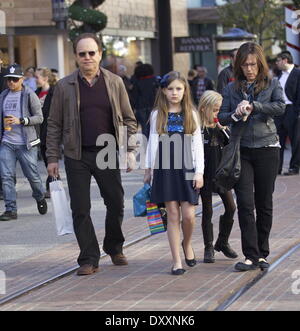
227 245 300 311
0 173 300 311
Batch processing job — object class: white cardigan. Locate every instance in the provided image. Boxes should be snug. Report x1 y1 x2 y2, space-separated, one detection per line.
145 110 204 174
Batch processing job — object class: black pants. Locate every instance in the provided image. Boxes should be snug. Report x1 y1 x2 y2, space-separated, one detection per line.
275 105 300 173
40 144 52 190
64 149 125 267
234 147 279 264
200 190 236 245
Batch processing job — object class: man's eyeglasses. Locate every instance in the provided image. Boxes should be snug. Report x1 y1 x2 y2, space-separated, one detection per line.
7 77 21 82
78 51 97 58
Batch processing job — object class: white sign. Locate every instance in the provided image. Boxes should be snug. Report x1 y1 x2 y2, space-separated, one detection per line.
0 10 6 35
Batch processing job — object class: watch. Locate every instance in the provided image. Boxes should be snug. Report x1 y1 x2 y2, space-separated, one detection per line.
19 118 25 125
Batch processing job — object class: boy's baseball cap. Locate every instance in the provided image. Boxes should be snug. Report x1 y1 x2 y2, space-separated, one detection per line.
4 64 24 78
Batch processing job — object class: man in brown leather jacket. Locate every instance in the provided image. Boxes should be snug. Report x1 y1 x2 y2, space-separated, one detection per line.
47 33 137 276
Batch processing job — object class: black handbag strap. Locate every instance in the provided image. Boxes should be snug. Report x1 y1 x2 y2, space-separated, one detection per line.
230 121 248 143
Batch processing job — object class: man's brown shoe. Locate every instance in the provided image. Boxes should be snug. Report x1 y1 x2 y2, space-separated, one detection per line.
110 253 128 266
77 264 99 276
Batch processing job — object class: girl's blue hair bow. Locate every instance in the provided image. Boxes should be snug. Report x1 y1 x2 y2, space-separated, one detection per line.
156 74 169 88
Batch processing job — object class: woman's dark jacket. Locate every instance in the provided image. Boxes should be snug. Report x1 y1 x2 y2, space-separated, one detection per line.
36 86 54 146
218 78 285 148
131 76 157 117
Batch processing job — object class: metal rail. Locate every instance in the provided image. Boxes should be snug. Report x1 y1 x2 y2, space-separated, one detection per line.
0 233 151 306
0 200 223 306
2 198 297 311
214 241 300 311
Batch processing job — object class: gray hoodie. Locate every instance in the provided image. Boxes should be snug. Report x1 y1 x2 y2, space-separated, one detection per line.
0 85 43 150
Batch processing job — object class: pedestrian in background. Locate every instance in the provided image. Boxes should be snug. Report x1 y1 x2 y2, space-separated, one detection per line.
23 67 37 91
191 65 215 106
217 48 238 94
144 71 204 275
275 51 300 176
131 63 157 138
35 67 58 198
218 42 285 272
187 69 197 87
198 90 237 263
47 33 137 276
0 64 47 221
0 51 6 200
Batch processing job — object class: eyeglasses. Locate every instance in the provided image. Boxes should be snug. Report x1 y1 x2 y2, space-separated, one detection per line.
241 63 257 68
78 51 97 58
7 77 21 82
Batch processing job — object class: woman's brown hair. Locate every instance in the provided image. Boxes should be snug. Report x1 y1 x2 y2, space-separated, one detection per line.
234 42 270 94
154 71 197 135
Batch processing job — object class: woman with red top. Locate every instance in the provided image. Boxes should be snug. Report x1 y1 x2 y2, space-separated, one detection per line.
35 67 57 197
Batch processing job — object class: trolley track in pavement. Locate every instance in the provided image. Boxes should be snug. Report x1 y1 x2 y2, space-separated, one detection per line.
0 200 225 307
1 199 299 311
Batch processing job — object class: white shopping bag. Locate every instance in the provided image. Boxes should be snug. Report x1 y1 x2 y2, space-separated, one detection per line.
49 180 74 236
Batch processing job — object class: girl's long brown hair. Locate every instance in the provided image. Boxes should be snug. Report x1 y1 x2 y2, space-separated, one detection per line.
234 42 270 94
154 71 197 135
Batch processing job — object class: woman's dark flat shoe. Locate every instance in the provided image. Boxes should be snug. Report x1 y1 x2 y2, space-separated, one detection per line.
171 268 186 276
182 241 197 267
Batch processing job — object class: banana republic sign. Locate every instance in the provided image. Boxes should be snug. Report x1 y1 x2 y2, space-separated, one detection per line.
120 14 155 31
174 36 213 53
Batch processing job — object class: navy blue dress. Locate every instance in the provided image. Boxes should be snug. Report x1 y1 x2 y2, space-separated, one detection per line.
150 112 199 205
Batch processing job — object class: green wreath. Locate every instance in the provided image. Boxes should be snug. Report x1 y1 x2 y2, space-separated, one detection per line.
68 0 107 40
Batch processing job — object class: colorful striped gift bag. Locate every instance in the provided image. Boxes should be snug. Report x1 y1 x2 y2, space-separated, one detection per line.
146 200 166 235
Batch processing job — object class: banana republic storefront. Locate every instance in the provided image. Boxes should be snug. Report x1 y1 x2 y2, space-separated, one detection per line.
0 0 190 77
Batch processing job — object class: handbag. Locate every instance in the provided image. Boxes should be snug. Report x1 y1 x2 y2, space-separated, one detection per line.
133 183 151 217
214 122 247 192
49 179 74 236
146 200 167 235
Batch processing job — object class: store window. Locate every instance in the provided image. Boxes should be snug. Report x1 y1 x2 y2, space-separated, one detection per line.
101 36 151 76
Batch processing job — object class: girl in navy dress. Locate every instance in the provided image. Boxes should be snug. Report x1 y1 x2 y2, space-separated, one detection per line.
144 71 204 275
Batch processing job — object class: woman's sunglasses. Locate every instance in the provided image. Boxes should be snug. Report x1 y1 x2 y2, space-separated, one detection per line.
7 77 21 82
78 51 97 58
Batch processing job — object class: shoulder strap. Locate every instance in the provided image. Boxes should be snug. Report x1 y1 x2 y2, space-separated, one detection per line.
28 93 33 116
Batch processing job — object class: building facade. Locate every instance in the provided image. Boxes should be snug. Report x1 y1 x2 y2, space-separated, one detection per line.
0 0 191 77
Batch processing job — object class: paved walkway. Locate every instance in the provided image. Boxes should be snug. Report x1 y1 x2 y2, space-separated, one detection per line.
1 170 300 311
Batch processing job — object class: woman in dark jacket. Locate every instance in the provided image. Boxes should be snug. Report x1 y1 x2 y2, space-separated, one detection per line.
35 67 57 197
131 63 157 138
218 42 285 272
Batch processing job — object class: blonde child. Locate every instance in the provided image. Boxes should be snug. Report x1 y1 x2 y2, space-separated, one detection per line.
198 90 237 263
144 71 204 275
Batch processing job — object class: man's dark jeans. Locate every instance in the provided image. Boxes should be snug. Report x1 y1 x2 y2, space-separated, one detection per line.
234 147 279 264
275 104 300 173
64 149 125 268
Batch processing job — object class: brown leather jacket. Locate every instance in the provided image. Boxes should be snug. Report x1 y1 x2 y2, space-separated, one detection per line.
46 67 137 163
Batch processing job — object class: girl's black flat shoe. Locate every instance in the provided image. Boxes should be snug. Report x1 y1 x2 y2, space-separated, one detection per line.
182 241 197 267
171 268 186 276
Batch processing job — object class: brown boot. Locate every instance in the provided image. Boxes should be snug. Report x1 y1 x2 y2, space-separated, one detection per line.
109 253 128 266
77 264 99 276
